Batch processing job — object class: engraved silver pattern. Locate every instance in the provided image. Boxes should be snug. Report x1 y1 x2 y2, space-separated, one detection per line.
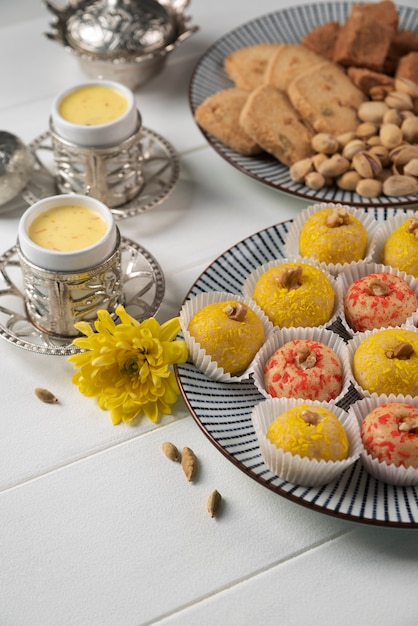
0 237 165 355
49 114 144 208
44 0 199 88
24 128 179 220
66 0 176 56
0 131 34 205
18 231 124 338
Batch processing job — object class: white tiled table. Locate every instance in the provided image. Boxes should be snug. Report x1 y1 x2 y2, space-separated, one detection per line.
1 1 417 624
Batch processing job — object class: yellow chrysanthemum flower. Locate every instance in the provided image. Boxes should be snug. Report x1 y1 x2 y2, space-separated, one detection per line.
68 305 188 425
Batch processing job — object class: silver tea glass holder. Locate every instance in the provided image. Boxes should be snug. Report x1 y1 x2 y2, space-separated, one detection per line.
17 229 124 338
17 193 124 338
0 237 165 356
49 111 144 208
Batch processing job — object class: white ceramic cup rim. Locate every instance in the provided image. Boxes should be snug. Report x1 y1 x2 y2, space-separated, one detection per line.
50 80 138 148
18 194 118 272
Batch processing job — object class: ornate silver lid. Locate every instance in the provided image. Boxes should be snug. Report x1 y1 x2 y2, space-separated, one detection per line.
66 0 176 58
43 0 199 88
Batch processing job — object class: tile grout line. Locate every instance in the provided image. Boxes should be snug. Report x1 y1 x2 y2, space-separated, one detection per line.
0 415 191 495
142 527 355 625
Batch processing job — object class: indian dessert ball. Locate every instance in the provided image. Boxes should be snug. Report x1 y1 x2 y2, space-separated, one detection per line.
353 328 418 396
187 299 265 375
361 402 418 469
252 262 335 328
299 206 368 265
263 338 343 402
382 217 418 278
266 403 349 462
343 271 418 332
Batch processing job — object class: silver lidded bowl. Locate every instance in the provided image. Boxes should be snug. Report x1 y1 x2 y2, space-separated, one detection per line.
43 0 199 90
0 131 34 206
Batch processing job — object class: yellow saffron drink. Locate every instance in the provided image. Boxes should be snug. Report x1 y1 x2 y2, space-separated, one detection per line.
28 205 108 251
58 84 129 126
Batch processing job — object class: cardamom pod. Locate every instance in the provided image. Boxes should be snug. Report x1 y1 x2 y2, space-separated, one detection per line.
34 387 58 404
181 446 198 482
161 441 180 462
207 490 222 518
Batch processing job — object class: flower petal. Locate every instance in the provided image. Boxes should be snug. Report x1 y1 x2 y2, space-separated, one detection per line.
69 306 188 425
159 317 181 342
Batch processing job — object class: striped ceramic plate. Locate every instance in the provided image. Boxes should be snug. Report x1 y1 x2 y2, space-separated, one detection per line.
176 208 418 527
189 2 418 208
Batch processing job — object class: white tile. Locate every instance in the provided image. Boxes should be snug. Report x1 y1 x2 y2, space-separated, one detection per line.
157 524 418 626
0 19 86 111
0 417 350 625
1 1 45 25
0 335 190 490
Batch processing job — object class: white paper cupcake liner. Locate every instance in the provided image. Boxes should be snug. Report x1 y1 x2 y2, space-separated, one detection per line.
338 261 418 336
241 257 343 330
349 394 418 486
407 311 418 330
347 326 418 399
252 326 351 404
371 211 418 266
284 202 378 275
179 291 274 382
252 397 362 487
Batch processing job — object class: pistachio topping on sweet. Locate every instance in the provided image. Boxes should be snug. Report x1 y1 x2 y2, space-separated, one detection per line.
294 347 317 369
326 207 350 228
385 342 414 360
300 409 321 426
276 265 303 290
368 278 391 296
398 413 418 434
224 301 247 322
407 218 418 239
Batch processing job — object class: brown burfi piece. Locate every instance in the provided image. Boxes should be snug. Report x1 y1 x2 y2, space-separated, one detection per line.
347 67 395 97
384 31 418 75
263 44 327 91
194 88 262 156
351 0 399 31
288 61 366 135
333 12 393 72
396 52 418 86
300 21 341 61
239 85 314 166
224 43 283 91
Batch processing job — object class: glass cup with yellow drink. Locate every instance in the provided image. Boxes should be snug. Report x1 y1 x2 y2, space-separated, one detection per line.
17 194 123 337
50 80 143 207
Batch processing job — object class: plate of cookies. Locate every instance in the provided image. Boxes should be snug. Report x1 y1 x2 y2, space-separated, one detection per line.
190 1 418 208
176 204 418 527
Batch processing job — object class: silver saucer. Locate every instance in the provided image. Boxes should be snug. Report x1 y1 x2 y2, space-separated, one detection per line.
24 127 180 220
0 237 165 356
